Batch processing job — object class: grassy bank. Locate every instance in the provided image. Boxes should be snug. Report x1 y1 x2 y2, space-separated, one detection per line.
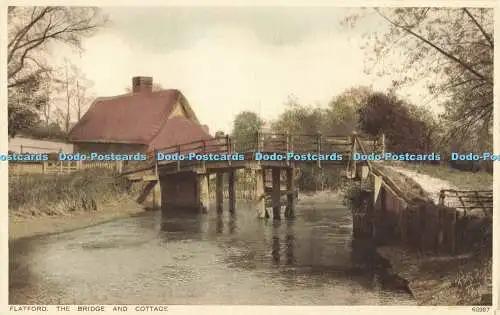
9 168 148 240
377 246 492 305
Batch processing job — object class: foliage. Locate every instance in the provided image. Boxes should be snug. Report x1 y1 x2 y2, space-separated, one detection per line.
231 111 264 151
214 130 225 137
19 122 68 141
271 97 324 134
324 86 374 135
7 6 107 136
344 8 493 141
9 168 130 216
358 92 435 153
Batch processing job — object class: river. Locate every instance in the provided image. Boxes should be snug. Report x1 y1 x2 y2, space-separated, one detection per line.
9 197 416 305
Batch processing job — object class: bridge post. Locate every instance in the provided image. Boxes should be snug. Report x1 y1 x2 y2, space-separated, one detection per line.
347 132 358 179
152 180 162 210
316 132 322 169
228 170 236 213
272 167 281 220
216 172 224 213
380 133 386 155
255 168 267 218
285 167 296 218
198 174 210 213
257 131 264 152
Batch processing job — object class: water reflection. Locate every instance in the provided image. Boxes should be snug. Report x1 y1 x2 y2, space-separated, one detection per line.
268 220 296 267
10 200 415 305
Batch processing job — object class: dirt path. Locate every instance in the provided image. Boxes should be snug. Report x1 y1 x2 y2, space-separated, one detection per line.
386 166 459 204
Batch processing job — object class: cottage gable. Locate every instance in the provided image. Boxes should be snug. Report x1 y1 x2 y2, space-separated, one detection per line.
168 101 188 119
68 76 212 152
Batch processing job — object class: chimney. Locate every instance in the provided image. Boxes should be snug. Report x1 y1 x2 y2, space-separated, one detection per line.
132 76 153 93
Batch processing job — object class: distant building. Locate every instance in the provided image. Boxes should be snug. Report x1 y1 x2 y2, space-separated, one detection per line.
8 136 73 154
68 76 213 153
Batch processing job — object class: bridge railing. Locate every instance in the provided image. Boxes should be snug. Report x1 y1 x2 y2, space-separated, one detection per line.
439 189 493 217
154 136 230 157
122 132 382 175
255 132 380 155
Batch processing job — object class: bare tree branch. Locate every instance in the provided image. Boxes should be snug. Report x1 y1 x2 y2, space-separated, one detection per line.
374 8 491 85
463 8 494 49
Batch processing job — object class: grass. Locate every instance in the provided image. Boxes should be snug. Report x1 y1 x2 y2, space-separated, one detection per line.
9 168 133 218
378 245 492 305
385 162 493 190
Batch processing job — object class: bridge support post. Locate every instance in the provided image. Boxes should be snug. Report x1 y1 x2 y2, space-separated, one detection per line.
255 168 267 218
216 172 224 213
372 175 383 240
198 174 210 213
152 181 162 210
272 167 281 220
285 167 296 218
228 170 236 213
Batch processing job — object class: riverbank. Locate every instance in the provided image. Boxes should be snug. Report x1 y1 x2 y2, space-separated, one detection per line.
372 163 492 305
377 246 491 305
8 168 150 241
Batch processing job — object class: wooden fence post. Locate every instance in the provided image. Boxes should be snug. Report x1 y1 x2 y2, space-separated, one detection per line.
257 131 263 152
225 134 230 153
316 132 322 168
59 149 63 175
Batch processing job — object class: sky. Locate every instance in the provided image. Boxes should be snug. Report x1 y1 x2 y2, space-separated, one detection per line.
51 6 437 134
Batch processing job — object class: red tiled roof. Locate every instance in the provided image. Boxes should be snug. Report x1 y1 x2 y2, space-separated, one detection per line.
68 90 210 145
148 116 213 151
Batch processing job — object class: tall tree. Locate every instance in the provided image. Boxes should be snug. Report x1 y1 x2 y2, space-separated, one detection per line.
7 6 108 136
344 8 493 143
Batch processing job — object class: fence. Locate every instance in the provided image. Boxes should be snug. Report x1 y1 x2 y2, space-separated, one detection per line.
8 160 123 176
8 137 74 154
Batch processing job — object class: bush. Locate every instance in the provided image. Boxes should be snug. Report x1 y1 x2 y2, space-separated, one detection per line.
9 168 131 216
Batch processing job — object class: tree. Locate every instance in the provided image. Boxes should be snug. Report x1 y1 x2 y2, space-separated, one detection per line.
8 7 108 88
344 8 493 143
271 97 324 134
231 111 264 151
358 92 434 153
125 82 164 93
7 6 108 136
8 72 47 137
323 86 374 135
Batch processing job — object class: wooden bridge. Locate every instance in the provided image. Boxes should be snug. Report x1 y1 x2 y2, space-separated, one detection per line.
122 132 384 219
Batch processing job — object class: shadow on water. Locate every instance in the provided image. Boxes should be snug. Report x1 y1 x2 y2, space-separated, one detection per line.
159 203 412 297
10 200 414 304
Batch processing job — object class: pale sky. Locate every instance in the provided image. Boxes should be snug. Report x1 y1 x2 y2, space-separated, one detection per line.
51 7 438 134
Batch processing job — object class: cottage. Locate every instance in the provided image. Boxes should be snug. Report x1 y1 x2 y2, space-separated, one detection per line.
68 76 212 154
